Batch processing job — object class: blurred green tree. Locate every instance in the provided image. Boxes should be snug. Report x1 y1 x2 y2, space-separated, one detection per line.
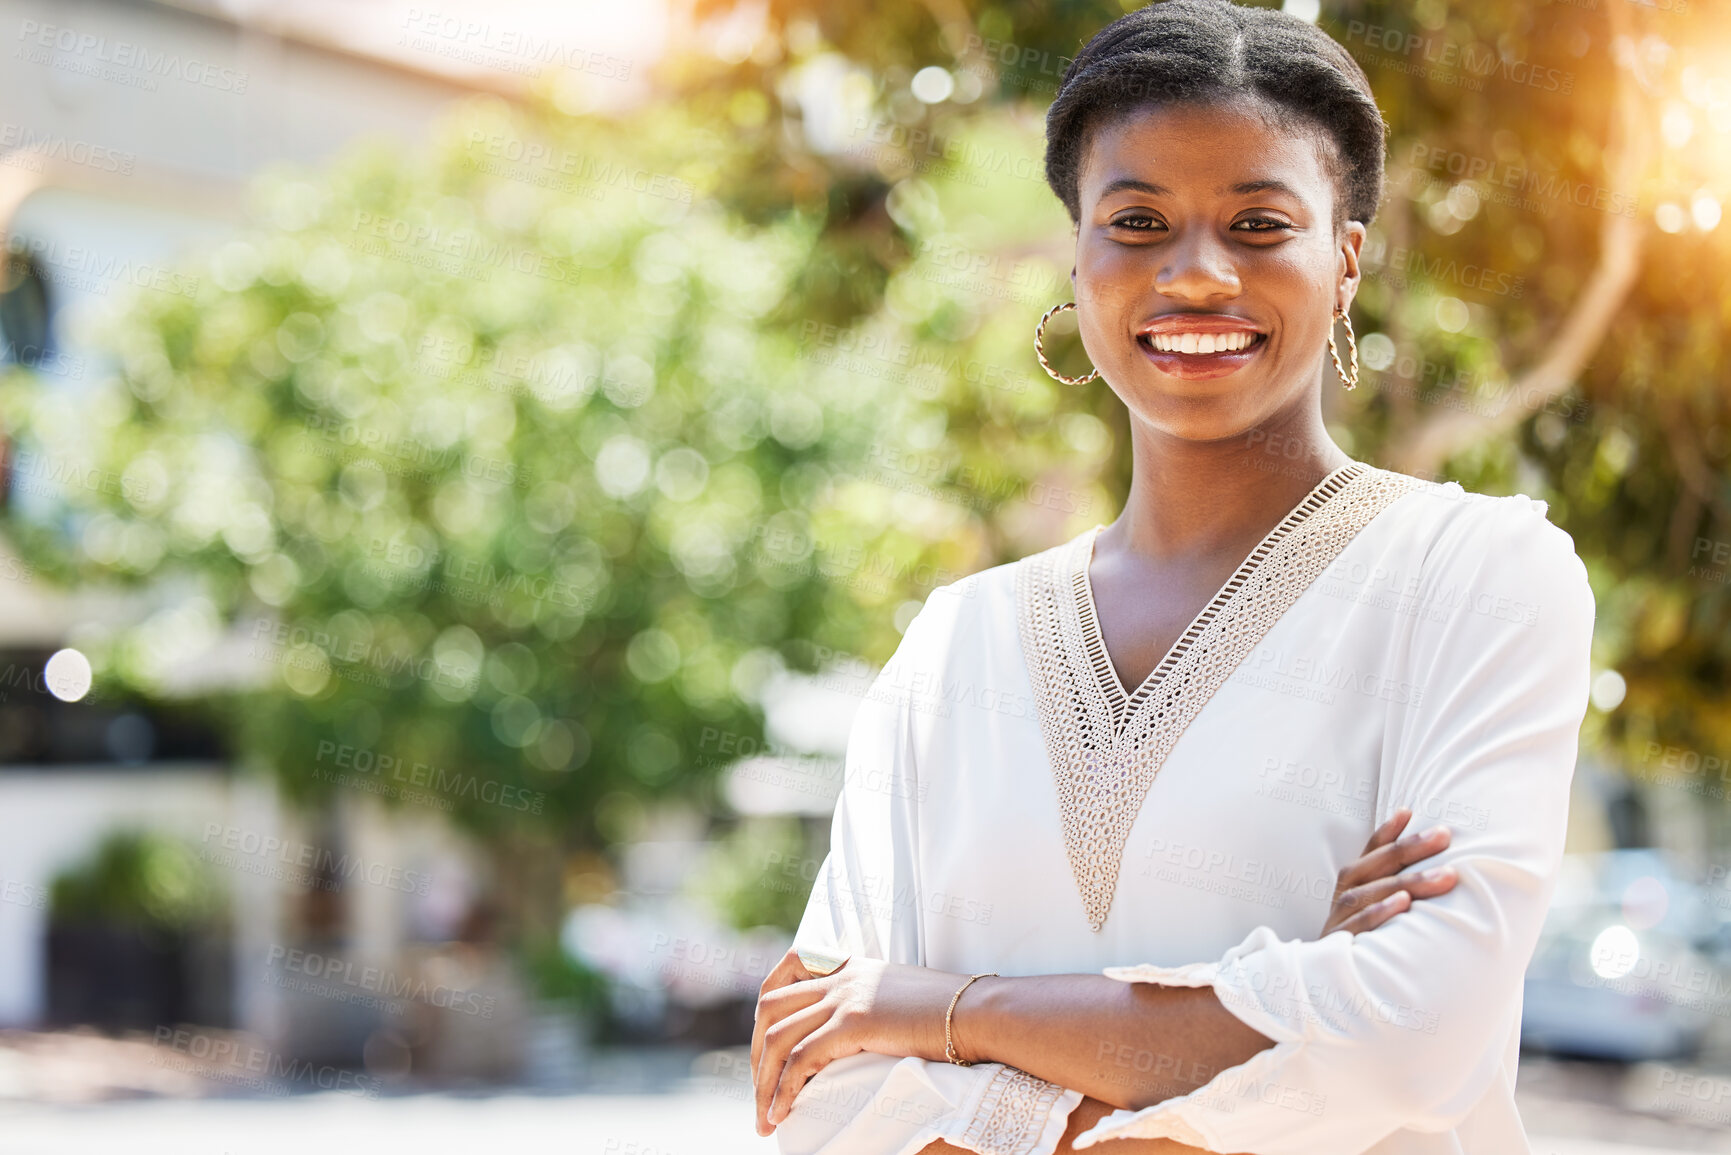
0 86 1116 951
50 829 226 930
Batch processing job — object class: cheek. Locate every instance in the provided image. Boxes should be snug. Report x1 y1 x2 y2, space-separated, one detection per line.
1250 256 1337 340
1074 247 1145 309
1252 246 1331 291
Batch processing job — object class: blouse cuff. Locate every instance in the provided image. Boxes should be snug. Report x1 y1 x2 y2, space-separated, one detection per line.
782 1054 1083 1155
1071 926 1320 1150
950 1062 1086 1155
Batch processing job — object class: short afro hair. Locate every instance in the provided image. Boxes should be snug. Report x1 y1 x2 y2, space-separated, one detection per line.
1044 0 1387 231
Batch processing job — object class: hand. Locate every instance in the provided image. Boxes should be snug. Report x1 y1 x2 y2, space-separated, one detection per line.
750 947 963 1136
1320 807 1458 937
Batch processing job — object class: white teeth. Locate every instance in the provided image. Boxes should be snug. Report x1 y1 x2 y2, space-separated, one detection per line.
1146 330 1257 353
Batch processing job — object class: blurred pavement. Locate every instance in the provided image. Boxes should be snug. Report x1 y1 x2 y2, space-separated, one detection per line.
0 1084 1727 1155
2 1039 1731 1154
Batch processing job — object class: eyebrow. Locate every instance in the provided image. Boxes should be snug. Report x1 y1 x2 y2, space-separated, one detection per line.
1097 177 1306 200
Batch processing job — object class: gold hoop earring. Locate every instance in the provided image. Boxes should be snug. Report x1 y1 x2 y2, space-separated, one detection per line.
1034 302 1099 385
1328 308 1359 390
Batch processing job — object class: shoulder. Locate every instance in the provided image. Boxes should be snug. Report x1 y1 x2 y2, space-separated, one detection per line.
1376 467 1581 573
890 527 1090 663
1371 467 1594 634
891 558 1016 659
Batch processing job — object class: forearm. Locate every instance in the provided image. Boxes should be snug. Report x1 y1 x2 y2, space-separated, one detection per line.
947 974 1274 1111
916 1095 1227 1155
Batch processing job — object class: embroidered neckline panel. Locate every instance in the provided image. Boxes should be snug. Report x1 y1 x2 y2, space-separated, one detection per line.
1013 462 1429 932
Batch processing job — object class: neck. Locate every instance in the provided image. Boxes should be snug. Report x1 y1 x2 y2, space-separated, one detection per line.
1106 391 1354 564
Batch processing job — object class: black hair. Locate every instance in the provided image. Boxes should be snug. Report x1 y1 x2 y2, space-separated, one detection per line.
1044 0 1387 231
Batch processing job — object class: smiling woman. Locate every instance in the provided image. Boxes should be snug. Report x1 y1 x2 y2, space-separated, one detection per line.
750 3 1595 1154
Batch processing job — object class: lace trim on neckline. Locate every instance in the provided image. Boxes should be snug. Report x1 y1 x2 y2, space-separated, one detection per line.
1073 462 1365 734
1014 463 1427 931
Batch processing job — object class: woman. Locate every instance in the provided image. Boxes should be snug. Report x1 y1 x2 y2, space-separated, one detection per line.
751 2 1594 1152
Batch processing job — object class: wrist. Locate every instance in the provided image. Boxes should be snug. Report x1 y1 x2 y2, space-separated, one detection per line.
920 970 966 1062
947 973 1000 1066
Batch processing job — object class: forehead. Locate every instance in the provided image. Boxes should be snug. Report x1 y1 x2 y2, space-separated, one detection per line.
1077 97 1334 206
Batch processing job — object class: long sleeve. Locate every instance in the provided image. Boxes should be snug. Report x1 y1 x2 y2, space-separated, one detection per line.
777 599 1085 1155
1071 495 1596 1153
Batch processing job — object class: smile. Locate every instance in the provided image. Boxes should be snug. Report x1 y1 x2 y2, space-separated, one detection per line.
1132 316 1269 380
1140 330 1264 354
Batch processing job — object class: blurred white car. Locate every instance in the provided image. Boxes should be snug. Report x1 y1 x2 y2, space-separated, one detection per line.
1521 850 1728 1061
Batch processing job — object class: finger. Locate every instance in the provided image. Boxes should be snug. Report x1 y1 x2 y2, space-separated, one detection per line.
770 1021 856 1128
1344 821 1448 886
1338 823 1451 890
751 950 804 1088
1337 864 1458 919
756 1002 831 1135
753 981 825 1106
1331 878 1390 923
1386 824 1453 874
1358 808 1413 857
1326 860 1458 937
1337 889 1411 935
1338 818 1424 891
752 949 814 1095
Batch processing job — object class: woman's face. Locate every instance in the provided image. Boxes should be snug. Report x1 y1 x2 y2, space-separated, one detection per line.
1071 96 1365 444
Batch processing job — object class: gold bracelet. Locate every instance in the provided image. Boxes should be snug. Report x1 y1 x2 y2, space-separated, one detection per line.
944 971 996 1066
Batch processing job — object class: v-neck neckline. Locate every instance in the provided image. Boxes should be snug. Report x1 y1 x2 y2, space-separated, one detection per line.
1070 461 1367 724
1013 459 1426 931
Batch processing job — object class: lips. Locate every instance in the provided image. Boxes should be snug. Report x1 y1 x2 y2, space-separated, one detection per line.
1134 313 1268 380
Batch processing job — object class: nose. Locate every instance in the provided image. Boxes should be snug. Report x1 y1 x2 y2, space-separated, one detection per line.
1153 227 1242 302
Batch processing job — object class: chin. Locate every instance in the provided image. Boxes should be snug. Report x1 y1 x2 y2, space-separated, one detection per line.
1112 375 1283 446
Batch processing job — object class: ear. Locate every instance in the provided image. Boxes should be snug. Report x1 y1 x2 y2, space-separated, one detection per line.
1336 220 1366 314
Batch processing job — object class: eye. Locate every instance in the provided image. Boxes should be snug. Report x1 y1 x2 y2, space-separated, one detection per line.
1111 213 1163 231
1234 216 1293 233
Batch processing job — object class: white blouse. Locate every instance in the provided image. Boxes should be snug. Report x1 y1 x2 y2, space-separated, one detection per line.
774 462 1595 1155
